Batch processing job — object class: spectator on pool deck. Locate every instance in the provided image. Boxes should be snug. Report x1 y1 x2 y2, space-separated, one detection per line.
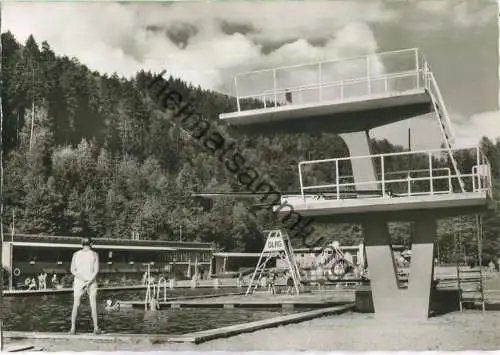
69 237 101 335
270 271 277 294
51 273 58 288
285 89 292 104
286 273 295 294
260 275 267 289
28 278 37 290
40 272 47 290
237 272 243 288
37 273 43 290
266 272 274 294
489 260 496 272
316 265 325 291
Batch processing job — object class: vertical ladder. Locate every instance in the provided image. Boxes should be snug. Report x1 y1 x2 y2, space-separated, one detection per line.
456 215 486 312
458 266 485 311
455 215 465 311
424 66 465 192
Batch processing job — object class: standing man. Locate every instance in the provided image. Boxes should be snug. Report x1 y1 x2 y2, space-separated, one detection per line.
69 237 101 335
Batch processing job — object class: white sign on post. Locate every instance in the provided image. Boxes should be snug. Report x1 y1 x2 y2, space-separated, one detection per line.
246 229 301 296
263 235 285 252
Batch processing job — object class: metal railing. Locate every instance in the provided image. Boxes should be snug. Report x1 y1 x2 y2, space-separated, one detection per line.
426 69 457 143
234 48 424 112
156 277 169 302
292 146 492 203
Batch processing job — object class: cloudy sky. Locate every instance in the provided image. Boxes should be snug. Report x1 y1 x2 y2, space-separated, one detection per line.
3 0 498 149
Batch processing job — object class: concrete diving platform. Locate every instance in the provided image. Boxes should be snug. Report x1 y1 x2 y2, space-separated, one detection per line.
277 146 493 222
220 48 432 134
279 191 490 222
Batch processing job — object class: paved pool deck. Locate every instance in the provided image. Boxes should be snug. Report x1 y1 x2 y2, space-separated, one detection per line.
6 310 500 351
3 279 241 297
119 290 355 309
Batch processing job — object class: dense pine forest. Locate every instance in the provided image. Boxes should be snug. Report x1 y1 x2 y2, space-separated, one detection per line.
3 33 500 263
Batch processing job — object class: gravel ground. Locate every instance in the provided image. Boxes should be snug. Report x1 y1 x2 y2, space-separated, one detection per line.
11 310 500 351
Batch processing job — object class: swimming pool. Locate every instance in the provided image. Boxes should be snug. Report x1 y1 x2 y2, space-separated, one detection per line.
3 289 300 334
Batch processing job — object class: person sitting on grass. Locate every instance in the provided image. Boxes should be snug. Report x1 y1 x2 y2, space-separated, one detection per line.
69 237 102 335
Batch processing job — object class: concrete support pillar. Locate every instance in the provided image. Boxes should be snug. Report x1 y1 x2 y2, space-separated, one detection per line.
363 220 399 317
341 131 436 319
406 218 436 318
339 131 379 191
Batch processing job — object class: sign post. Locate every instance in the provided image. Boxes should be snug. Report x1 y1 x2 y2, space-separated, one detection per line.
246 230 301 295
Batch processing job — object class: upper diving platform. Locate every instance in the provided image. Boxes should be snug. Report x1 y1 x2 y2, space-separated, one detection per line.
275 146 493 223
220 48 433 134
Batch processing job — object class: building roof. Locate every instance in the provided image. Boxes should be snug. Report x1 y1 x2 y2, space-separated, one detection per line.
213 252 261 257
8 234 214 250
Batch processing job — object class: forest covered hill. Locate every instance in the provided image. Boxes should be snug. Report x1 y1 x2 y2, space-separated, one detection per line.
3 33 500 263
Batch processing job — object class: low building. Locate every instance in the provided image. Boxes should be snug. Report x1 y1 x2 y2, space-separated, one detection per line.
2 234 215 290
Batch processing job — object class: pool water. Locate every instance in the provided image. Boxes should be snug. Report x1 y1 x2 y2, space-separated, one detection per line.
3 289 300 334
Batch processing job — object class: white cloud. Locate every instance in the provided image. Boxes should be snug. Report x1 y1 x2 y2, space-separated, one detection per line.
413 0 495 30
415 0 450 14
3 2 395 92
455 110 500 146
3 1 494 152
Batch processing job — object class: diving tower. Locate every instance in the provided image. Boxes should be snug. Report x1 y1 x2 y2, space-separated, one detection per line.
220 48 432 134
219 48 494 319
